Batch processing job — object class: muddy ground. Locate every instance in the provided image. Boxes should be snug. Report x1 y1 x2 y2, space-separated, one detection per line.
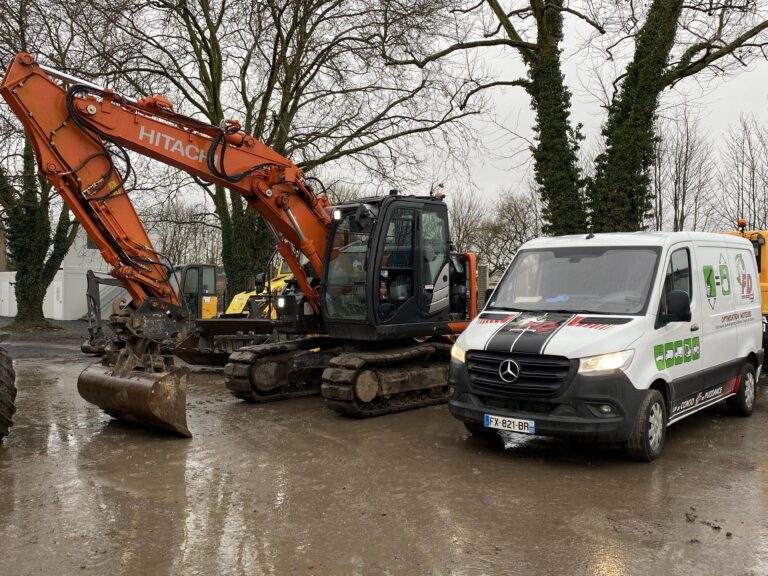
1 327 767 576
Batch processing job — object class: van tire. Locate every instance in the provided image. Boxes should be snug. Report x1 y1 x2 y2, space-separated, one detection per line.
726 363 756 417
464 422 499 441
626 389 666 462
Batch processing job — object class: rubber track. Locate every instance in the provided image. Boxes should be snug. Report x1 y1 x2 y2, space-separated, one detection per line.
0 347 17 441
224 336 337 403
321 343 452 417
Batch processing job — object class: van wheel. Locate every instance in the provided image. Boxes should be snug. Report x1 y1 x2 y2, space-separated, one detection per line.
626 389 666 462
464 422 499 441
726 363 756 417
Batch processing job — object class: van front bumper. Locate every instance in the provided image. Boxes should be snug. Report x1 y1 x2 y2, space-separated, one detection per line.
448 359 646 443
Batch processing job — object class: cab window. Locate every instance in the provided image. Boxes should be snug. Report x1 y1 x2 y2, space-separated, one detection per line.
183 267 199 295
659 248 691 315
751 240 762 273
379 208 414 310
201 267 216 295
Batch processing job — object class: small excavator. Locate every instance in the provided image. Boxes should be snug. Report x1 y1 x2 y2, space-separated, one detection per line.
82 254 292 359
221 252 295 320
0 53 477 436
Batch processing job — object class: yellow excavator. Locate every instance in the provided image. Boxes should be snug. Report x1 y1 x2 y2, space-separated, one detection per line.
222 253 295 320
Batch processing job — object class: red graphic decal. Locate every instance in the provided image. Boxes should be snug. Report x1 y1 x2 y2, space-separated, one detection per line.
517 320 561 334
477 313 518 325
566 316 613 331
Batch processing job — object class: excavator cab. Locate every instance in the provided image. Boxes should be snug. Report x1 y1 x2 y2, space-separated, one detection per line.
321 193 474 341
174 264 218 320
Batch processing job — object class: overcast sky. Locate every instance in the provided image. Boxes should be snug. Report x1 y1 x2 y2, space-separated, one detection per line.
464 21 768 201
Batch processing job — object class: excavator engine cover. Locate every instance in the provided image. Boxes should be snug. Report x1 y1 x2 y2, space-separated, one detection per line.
77 364 191 437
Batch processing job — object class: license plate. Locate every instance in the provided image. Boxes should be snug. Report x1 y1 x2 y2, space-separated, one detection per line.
484 414 535 434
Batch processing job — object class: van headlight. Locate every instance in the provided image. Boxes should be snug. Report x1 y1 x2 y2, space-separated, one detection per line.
450 342 466 364
578 350 634 376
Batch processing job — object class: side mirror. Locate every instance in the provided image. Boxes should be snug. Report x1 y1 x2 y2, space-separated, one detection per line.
254 272 266 294
485 288 494 303
663 290 691 323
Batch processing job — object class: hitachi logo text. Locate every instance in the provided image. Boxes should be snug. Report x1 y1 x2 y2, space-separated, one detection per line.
138 126 207 163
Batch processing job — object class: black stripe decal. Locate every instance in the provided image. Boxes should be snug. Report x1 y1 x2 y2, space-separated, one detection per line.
540 314 576 354
485 312 574 354
481 312 521 350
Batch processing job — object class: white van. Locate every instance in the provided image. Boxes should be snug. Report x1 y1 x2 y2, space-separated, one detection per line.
448 232 763 461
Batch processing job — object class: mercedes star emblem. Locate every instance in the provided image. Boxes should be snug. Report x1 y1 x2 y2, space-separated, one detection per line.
498 359 520 383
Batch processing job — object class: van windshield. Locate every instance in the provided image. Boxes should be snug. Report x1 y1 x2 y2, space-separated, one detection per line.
489 246 661 315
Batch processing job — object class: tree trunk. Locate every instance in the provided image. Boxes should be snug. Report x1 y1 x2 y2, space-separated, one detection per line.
13 273 47 326
0 140 78 329
527 1 587 235
587 0 684 232
217 187 275 300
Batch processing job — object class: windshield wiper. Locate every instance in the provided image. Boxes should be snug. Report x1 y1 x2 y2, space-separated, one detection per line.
485 306 524 312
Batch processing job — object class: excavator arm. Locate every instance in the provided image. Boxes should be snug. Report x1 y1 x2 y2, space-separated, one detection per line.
0 53 332 436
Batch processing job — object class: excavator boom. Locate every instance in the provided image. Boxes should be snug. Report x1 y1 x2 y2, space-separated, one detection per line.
1 52 478 432
0 54 331 436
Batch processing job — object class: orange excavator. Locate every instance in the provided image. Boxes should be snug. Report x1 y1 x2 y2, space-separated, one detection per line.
0 53 477 436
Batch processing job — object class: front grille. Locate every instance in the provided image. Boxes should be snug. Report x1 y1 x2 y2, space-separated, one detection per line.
466 350 574 398
481 396 554 414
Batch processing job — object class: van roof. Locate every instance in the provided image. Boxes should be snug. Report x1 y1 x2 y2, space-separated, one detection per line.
522 231 753 250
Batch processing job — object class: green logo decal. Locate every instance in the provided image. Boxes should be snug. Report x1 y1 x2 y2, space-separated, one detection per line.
684 338 692 362
703 265 716 298
719 264 731 295
654 345 665 370
664 342 675 369
653 337 701 369
674 340 684 365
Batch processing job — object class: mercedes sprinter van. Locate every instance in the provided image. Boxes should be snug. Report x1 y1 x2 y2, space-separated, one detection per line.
448 232 763 461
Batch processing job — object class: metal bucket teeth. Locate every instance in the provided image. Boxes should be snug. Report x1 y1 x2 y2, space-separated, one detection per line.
77 364 192 437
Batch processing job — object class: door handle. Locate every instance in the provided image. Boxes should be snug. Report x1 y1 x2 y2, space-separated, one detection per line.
690 324 700 332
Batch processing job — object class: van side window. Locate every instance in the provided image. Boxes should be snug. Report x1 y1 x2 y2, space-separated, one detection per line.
660 248 691 315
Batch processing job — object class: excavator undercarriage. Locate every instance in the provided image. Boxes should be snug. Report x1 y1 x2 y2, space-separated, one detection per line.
224 337 452 416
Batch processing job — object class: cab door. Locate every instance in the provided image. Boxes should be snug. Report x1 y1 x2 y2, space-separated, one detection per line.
653 244 703 414
417 204 450 320
179 265 217 320
697 243 739 390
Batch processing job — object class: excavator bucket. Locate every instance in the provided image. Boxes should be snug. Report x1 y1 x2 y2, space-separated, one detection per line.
77 364 192 437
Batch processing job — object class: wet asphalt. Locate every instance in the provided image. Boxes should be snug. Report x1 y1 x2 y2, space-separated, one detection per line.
1 332 767 575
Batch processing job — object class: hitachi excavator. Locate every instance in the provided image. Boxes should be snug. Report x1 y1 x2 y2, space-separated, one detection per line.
0 53 477 436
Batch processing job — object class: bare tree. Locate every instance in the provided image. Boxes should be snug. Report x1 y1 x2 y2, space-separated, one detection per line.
76 0 481 293
447 188 486 253
324 181 369 205
717 115 768 229
475 188 539 276
651 106 715 232
139 197 222 267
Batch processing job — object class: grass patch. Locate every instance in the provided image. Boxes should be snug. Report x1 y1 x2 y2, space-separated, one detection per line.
3 319 65 333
